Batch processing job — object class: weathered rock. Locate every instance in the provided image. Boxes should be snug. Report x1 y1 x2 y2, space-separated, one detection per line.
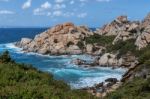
116 16 128 23
17 38 32 47
98 53 122 66
72 58 86 65
141 13 150 29
135 26 150 49
95 16 130 36
95 82 104 89
135 13 150 49
16 22 93 55
105 78 118 83
86 44 94 54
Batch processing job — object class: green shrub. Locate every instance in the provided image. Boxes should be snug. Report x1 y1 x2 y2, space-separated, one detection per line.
77 41 84 49
85 34 115 46
0 51 14 63
107 39 136 58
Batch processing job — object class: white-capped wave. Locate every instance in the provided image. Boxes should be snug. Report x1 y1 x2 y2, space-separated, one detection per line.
0 43 22 52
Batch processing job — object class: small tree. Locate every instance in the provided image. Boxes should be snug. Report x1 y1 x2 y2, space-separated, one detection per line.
0 51 13 63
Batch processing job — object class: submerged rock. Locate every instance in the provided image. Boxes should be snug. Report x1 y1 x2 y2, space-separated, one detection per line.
105 78 118 83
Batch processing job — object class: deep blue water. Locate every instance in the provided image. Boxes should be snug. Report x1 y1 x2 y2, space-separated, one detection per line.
0 28 126 89
0 28 48 44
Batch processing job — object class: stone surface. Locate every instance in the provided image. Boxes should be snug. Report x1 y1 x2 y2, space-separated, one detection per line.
98 53 122 66
16 22 93 55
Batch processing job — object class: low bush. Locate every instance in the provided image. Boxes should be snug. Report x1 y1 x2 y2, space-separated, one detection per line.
107 39 136 58
85 34 115 46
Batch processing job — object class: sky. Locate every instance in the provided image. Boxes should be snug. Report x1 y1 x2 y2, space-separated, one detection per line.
0 0 150 27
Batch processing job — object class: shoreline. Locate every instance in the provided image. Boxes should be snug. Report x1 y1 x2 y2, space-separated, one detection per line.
0 43 127 90
13 42 128 95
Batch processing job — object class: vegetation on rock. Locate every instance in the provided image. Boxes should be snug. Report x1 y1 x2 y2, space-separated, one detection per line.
85 34 115 47
105 78 150 99
106 45 150 99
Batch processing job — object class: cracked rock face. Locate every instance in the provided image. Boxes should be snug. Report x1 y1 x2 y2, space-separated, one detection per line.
95 16 140 44
16 22 93 55
135 13 150 49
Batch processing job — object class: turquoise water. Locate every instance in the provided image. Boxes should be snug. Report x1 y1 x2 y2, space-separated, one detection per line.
0 28 126 89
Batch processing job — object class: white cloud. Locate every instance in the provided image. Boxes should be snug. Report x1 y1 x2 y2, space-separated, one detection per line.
63 12 74 17
53 4 66 10
53 10 62 16
22 0 32 9
77 13 87 18
41 1 51 9
55 0 64 3
33 1 52 16
0 10 14 14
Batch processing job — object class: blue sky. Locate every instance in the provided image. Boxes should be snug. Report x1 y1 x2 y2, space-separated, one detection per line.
0 0 150 27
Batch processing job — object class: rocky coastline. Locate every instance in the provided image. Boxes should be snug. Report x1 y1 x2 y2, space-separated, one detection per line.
15 13 150 98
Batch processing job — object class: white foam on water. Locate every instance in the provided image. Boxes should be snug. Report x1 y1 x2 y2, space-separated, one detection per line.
0 43 22 52
0 43 127 89
70 74 122 89
46 67 126 89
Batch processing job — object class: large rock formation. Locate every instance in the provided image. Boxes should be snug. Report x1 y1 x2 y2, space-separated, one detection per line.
95 16 140 44
135 13 150 49
95 16 129 36
16 22 93 55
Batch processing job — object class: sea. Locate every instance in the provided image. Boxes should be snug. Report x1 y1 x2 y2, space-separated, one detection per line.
0 28 126 89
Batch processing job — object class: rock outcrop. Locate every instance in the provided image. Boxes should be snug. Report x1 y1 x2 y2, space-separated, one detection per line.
95 16 140 44
95 16 129 36
98 53 122 67
16 22 93 55
135 13 150 49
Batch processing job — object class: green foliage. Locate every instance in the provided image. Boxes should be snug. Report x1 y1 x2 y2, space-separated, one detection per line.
136 45 150 64
105 78 150 99
0 51 14 63
77 41 84 49
0 52 97 99
85 34 115 46
139 51 150 64
107 39 137 58
67 41 74 47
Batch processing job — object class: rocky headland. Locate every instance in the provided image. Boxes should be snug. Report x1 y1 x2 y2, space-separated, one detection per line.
15 13 150 98
16 13 150 68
